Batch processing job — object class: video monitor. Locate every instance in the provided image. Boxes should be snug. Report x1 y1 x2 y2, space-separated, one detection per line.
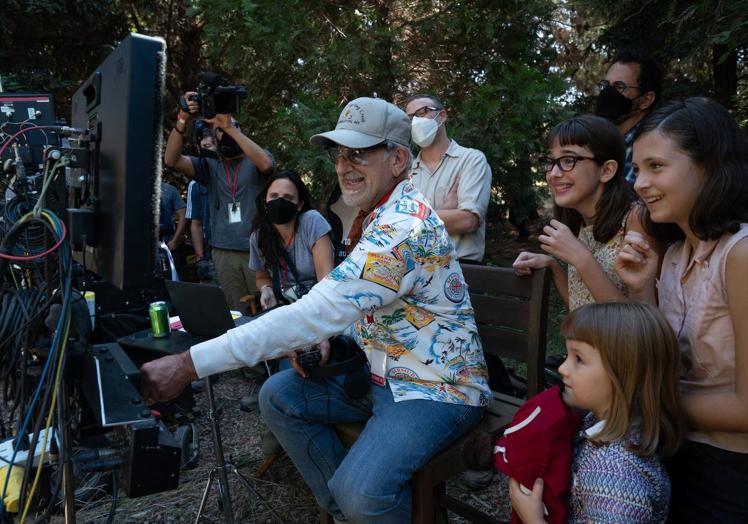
69 33 166 289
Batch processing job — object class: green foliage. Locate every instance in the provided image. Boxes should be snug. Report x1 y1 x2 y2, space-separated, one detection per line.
4 0 747 216
2 1 570 226
0 1 205 119
0 1 130 115
189 0 568 221
567 0 748 112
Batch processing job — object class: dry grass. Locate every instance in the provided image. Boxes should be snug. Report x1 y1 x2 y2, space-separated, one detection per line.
68 370 512 523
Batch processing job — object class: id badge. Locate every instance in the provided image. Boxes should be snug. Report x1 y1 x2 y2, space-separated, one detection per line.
228 202 241 223
370 348 387 387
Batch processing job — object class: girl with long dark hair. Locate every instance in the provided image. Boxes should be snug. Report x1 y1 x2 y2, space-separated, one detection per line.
616 97 748 522
513 114 659 310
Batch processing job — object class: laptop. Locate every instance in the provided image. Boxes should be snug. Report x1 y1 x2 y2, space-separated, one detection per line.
164 280 254 338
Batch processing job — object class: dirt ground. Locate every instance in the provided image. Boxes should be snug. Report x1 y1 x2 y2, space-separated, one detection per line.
73 370 514 523
68 222 542 523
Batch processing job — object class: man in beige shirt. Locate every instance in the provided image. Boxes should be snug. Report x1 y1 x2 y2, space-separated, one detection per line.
405 94 492 262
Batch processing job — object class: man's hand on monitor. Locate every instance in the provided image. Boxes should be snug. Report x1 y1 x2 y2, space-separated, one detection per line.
140 351 198 403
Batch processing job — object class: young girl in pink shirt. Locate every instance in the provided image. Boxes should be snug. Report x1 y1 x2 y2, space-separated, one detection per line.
616 97 748 522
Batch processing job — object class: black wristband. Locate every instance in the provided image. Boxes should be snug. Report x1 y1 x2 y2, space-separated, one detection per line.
174 126 184 135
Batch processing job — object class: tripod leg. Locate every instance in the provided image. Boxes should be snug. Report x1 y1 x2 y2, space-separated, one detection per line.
228 465 285 523
203 376 235 523
195 469 215 524
216 466 234 523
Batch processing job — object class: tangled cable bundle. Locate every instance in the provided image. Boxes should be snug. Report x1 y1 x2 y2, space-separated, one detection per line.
1 195 49 268
0 202 73 521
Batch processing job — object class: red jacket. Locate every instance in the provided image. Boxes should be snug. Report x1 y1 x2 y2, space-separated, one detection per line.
494 385 581 524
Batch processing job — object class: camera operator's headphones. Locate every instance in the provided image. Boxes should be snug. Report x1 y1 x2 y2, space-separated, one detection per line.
307 335 370 399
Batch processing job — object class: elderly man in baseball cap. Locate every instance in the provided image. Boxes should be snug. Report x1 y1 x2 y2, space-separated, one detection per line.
311 97 412 212
141 97 489 523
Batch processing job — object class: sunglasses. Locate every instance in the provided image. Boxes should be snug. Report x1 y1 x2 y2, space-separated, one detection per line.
325 144 386 166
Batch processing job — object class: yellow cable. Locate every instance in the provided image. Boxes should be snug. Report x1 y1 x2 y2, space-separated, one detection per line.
9 267 19 289
19 311 71 523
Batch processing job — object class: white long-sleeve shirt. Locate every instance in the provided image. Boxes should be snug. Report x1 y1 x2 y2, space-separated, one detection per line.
191 180 490 407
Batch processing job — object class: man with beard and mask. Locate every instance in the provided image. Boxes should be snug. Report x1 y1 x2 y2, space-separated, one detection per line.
595 49 663 184
404 94 492 263
186 121 218 283
142 97 489 523
165 92 275 313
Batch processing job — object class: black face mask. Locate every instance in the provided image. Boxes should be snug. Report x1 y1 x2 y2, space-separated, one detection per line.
266 198 298 225
200 147 218 159
217 132 243 158
595 86 634 122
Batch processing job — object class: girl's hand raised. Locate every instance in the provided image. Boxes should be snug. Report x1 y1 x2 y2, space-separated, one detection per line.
614 231 659 301
513 251 555 276
538 220 587 267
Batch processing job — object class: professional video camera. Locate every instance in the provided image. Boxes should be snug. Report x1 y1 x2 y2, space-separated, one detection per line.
183 72 247 119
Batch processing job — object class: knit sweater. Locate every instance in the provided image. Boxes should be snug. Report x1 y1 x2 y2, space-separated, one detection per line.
567 415 670 523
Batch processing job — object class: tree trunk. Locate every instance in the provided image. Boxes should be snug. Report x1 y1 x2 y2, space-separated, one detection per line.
712 44 738 108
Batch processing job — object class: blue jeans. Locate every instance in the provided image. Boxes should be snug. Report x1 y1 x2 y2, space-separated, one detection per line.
259 369 484 523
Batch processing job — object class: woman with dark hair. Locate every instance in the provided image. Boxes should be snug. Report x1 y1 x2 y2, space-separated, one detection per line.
513 114 659 310
616 97 748 522
246 170 335 450
250 170 334 312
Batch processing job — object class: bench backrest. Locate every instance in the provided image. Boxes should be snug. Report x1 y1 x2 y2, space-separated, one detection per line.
460 265 551 398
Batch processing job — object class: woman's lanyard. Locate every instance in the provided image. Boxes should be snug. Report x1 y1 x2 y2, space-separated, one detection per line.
279 231 295 283
223 160 241 210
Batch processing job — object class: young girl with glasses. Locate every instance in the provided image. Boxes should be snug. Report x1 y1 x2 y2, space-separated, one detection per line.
513 114 658 310
616 97 748 522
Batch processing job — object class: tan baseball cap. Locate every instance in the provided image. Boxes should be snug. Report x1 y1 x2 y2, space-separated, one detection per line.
310 97 411 149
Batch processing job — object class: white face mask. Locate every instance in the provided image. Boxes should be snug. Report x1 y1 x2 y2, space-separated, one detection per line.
411 113 442 148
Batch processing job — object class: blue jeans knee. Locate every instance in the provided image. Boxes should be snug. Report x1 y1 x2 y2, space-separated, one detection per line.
329 470 408 523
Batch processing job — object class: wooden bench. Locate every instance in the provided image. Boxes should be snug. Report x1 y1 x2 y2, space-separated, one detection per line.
321 265 551 523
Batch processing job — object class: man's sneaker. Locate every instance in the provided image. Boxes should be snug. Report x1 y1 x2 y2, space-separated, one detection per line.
459 430 494 470
461 469 495 491
239 392 259 412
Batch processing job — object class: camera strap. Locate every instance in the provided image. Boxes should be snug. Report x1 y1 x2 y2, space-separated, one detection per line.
271 239 308 304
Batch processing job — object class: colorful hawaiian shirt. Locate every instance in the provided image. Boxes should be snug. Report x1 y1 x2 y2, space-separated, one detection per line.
323 180 490 406
191 180 490 408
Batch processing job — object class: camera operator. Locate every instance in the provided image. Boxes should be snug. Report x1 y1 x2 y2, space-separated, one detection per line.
164 90 275 313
